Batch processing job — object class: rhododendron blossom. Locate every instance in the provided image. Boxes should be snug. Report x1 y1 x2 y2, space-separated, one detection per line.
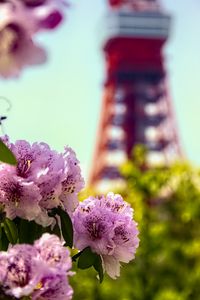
73 192 139 279
0 0 67 34
0 2 46 78
0 0 68 77
0 233 73 299
0 138 140 290
0 168 42 220
23 0 67 31
0 138 84 226
34 233 72 272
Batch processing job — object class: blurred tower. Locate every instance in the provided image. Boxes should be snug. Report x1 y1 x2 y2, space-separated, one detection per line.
89 0 181 190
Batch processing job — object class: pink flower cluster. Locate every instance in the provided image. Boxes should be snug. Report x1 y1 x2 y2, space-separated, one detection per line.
73 192 139 279
0 138 84 226
0 137 140 282
0 233 73 299
0 0 68 77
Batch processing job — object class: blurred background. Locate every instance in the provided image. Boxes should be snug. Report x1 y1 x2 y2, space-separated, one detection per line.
1 0 200 181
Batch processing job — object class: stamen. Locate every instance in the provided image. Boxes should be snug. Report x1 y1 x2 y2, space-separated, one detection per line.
27 159 31 171
35 281 43 290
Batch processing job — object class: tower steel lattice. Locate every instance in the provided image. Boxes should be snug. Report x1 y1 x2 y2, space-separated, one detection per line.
89 0 181 190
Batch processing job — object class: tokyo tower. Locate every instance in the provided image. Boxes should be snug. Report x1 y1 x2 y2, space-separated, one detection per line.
89 0 181 190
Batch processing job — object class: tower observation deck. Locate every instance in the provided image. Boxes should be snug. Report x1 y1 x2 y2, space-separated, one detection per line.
89 0 181 190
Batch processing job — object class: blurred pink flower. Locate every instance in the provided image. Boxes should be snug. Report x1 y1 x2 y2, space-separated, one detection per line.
0 0 68 77
0 29 47 78
12 0 67 32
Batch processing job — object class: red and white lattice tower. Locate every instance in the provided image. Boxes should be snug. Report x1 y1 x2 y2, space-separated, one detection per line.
89 0 181 190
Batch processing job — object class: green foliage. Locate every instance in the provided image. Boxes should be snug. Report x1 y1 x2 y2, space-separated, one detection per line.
93 254 104 283
0 207 73 248
3 218 18 244
0 225 9 251
72 247 104 282
18 219 45 244
0 140 17 165
77 247 98 269
72 146 200 300
56 207 73 247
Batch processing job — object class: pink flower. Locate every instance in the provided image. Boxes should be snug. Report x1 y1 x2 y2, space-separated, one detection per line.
0 22 46 78
0 244 42 298
0 234 73 299
32 272 73 300
0 137 84 225
60 147 85 214
0 168 41 221
0 1 46 78
34 233 72 272
13 0 67 32
73 193 139 279
0 0 68 77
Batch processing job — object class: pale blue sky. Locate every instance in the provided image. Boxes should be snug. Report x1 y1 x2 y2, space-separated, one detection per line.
1 0 200 179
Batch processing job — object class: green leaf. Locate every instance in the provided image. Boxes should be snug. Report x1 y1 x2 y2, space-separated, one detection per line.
3 218 18 244
0 140 17 165
19 219 31 243
0 225 9 251
19 219 43 244
77 247 98 269
77 247 104 282
72 249 84 262
93 255 104 283
56 207 73 248
0 205 6 223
